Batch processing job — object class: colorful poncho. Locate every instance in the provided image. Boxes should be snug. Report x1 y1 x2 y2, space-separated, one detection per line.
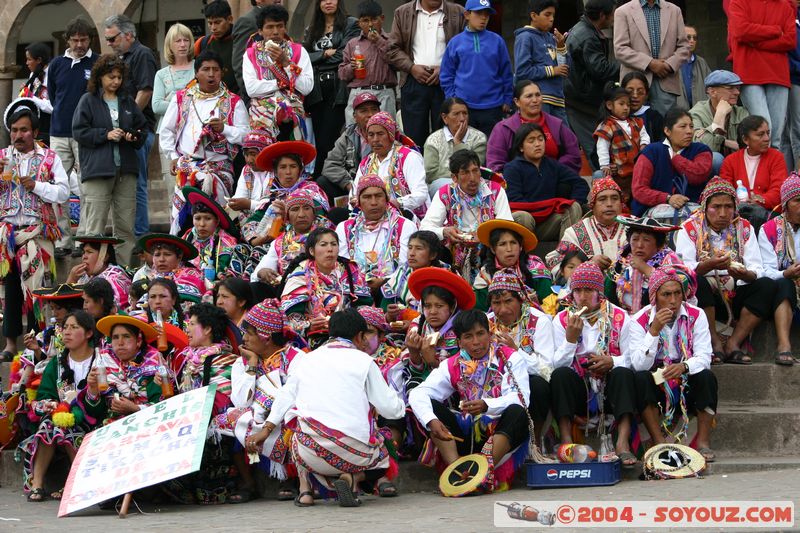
174 342 237 414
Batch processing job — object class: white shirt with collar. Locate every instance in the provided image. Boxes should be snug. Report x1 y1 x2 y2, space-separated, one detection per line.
758 221 800 280
420 181 513 240
2 145 69 227
335 215 416 269
65 48 93 67
629 303 712 375
551 304 632 370
412 1 446 67
674 221 764 284
488 306 556 377
351 147 430 212
663 137 685 158
242 44 314 99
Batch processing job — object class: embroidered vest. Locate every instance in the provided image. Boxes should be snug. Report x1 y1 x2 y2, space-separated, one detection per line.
437 180 503 227
174 89 240 159
0 147 59 235
558 304 625 374
635 304 701 368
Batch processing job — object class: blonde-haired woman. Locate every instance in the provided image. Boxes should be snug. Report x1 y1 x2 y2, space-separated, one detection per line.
152 23 195 181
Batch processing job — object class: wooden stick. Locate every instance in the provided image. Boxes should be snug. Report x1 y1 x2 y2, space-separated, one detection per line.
118 493 133 518
449 435 465 443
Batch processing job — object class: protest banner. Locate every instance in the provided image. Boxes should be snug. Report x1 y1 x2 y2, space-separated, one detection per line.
58 384 217 517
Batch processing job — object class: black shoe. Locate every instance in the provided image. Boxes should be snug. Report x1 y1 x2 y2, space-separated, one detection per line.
71 247 83 258
54 247 69 259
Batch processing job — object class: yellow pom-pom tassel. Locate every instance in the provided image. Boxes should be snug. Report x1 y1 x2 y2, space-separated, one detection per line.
52 411 75 428
26 388 37 402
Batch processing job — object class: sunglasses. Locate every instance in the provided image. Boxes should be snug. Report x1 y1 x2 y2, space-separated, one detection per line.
105 32 121 43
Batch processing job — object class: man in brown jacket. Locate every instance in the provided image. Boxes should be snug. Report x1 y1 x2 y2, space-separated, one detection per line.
387 0 464 150
613 0 690 116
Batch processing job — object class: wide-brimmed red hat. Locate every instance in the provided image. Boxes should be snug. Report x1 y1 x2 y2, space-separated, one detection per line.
163 323 189 353
256 140 316 172
408 267 475 310
182 186 233 230
137 233 198 261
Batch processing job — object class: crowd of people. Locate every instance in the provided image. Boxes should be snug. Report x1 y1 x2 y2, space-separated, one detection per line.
1 0 799 509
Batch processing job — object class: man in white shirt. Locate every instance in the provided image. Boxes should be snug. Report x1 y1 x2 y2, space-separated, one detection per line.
409 309 531 490
159 50 249 235
629 266 717 462
757 174 800 366
255 308 404 507
675 177 778 364
420 149 512 283
336 174 416 290
551 262 638 467
0 100 69 360
242 4 313 142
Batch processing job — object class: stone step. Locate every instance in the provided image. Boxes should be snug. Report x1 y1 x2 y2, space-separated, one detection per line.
714 363 800 405
711 403 800 457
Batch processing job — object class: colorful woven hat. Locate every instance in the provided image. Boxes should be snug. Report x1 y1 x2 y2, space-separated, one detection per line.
137 233 198 261
700 176 737 210
96 315 158 343
569 262 605 293
163 322 189 352
488 270 524 295
255 140 316 172
243 299 286 342
366 111 397 140
781 172 800 209
358 306 390 332
408 267 476 310
356 174 389 202
616 214 678 233
476 219 538 252
648 266 685 306
242 131 274 150
589 177 622 206
285 188 315 213
182 186 233 231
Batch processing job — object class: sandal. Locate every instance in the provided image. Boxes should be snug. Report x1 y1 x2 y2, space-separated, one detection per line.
333 474 362 507
377 481 398 497
50 488 64 500
293 490 314 507
698 447 716 463
617 451 638 469
228 487 256 504
0 350 14 363
277 479 298 501
775 352 795 366
725 350 752 365
27 488 48 502
711 351 725 365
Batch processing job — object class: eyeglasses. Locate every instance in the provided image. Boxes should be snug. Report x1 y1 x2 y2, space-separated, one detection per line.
686 35 698 41
105 32 121 43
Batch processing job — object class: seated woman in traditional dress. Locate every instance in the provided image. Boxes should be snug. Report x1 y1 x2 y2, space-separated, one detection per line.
381 230 443 330
487 271 555 443
336 174 416 290
609 215 685 314
173 303 237 415
242 140 327 247
551 262 638 467
409 309 531 491
473 219 551 311
80 315 163 427
214 277 254 329
137 234 206 306
250 189 332 297
20 311 99 501
351 112 429 219
179 187 239 280
212 300 304 503
629 266 717 462
66 235 132 309
257 309 404 508
280 228 372 347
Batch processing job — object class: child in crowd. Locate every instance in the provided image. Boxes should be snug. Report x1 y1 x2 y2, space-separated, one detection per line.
180 187 239 283
593 85 650 204
541 248 588 315
339 0 397 124
228 132 273 226
513 0 569 123
439 0 513 138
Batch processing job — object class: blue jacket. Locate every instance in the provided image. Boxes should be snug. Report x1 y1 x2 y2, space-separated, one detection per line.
440 28 513 109
790 13 800 86
504 156 589 203
513 26 565 106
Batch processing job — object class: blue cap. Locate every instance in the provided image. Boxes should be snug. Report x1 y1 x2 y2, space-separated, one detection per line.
704 70 743 88
464 0 495 14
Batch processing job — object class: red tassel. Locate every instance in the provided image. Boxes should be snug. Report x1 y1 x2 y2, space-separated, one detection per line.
385 456 399 481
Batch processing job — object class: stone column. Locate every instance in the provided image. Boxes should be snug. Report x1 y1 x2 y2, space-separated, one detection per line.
0 67 19 147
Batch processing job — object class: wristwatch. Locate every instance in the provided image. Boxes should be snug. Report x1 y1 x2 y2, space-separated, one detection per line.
246 365 258 375
683 362 690 373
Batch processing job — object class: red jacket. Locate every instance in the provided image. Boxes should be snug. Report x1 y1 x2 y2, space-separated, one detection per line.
727 0 796 87
719 148 787 210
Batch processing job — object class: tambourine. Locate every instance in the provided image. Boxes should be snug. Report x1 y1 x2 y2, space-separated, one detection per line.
643 443 706 479
439 453 490 497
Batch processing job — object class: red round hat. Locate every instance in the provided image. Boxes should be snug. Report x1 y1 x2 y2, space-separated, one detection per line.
163 323 189 353
256 140 316 172
408 267 476 310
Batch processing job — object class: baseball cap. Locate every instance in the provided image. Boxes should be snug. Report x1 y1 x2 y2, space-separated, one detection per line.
353 92 380 109
465 0 495 13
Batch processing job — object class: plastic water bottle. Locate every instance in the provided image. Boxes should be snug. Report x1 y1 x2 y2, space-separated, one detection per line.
556 443 596 463
736 180 749 202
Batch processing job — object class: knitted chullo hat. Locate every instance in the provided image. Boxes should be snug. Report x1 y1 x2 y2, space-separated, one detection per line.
569 262 604 294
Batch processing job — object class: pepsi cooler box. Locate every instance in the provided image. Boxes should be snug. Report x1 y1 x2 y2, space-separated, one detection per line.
526 460 621 488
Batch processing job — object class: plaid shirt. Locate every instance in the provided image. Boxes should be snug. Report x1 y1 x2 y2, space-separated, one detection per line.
640 0 661 58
